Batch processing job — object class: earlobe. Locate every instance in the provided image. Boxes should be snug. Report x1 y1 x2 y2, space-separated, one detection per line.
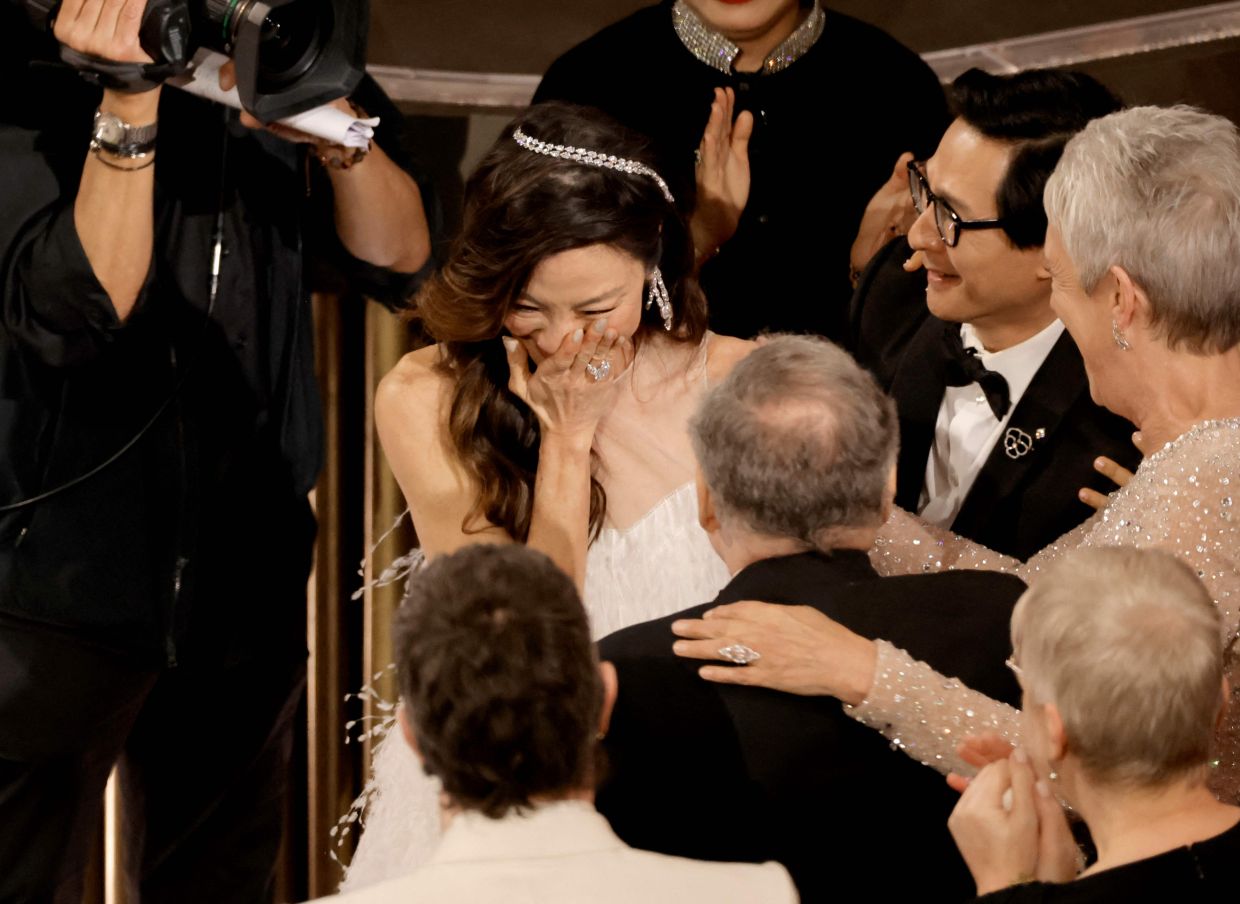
696 469 719 534
1044 702 1068 763
397 704 421 758
598 661 619 738
1107 265 1143 329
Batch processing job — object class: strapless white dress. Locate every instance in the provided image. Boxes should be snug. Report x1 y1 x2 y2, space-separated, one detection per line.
339 336 734 889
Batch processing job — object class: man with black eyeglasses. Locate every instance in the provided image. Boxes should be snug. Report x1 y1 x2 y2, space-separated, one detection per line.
849 68 1141 561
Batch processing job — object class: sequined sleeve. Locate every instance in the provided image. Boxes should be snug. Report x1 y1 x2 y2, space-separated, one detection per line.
853 420 1240 786
844 640 1020 775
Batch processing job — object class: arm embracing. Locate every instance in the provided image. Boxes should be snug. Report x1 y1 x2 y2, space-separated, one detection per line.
845 640 1021 777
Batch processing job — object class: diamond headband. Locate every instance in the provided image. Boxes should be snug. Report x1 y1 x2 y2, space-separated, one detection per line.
512 128 675 205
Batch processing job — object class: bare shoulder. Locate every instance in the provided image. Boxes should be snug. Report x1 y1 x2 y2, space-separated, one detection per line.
375 344 450 426
373 344 499 552
705 332 756 385
374 344 457 488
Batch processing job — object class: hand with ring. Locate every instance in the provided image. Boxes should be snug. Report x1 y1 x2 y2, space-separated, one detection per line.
585 357 612 382
502 318 635 442
671 601 877 704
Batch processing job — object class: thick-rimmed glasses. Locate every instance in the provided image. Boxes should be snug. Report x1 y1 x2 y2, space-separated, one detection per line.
907 160 1006 248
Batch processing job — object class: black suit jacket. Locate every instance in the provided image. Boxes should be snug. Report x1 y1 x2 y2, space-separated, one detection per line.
850 237 1141 561
597 550 1026 904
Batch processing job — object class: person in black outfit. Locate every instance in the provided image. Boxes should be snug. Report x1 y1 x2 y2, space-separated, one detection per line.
0 2 433 900
535 0 948 342
849 69 1139 561
949 547 1240 902
597 335 1026 902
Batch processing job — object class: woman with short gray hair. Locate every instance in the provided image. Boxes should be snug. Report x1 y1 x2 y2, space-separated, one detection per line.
950 548 1239 900
673 104 1240 800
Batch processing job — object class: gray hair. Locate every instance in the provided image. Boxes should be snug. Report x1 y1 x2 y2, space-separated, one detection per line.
1044 105 1240 354
1013 547 1223 788
689 334 898 549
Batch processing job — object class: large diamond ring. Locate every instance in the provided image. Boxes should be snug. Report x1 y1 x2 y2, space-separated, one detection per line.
585 358 611 382
717 643 761 665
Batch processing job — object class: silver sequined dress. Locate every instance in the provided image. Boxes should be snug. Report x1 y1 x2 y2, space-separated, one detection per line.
852 418 1240 801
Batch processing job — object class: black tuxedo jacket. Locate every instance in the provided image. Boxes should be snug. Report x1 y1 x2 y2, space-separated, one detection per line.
596 550 1026 904
849 237 1141 561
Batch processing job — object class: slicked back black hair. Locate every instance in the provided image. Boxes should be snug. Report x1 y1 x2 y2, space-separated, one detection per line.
950 68 1124 248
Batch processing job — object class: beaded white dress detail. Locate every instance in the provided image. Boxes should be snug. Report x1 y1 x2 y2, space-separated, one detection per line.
339 336 733 889
852 418 1240 800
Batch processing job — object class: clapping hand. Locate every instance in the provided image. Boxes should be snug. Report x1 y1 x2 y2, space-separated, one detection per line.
948 750 1078 895
502 322 634 443
690 87 753 264
849 152 917 284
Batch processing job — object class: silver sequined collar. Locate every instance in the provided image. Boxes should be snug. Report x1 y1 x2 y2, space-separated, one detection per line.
671 1 826 75
1146 416 1240 464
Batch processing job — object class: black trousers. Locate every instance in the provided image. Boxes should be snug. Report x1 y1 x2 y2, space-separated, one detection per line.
0 615 306 904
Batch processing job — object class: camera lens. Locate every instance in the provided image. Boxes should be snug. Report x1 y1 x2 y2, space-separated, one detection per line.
256 0 322 87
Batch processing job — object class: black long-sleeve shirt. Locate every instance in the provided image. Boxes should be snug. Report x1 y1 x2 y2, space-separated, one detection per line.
0 13 431 665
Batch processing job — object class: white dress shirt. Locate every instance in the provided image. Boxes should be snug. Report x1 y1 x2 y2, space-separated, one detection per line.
325 799 796 904
918 319 1065 527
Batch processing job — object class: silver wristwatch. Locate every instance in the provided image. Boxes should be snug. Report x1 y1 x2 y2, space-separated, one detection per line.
91 109 159 158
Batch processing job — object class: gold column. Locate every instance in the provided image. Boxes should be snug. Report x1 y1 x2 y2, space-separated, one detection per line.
362 303 416 764
307 293 349 896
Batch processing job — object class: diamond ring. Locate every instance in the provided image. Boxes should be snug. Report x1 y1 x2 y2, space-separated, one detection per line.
717 643 761 665
585 358 611 382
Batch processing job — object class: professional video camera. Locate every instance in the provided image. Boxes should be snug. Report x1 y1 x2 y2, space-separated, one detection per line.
22 0 368 121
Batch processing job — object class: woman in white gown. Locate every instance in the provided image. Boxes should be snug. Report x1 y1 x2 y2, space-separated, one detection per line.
341 100 753 886
673 105 1240 803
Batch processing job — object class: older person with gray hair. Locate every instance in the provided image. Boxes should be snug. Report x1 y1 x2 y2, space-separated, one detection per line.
672 105 1240 801
596 334 1028 901
950 547 1239 900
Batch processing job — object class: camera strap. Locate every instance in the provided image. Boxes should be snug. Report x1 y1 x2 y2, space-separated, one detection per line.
59 45 187 94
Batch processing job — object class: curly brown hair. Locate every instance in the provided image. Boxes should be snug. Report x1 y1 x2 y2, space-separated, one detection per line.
412 102 708 541
395 544 602 817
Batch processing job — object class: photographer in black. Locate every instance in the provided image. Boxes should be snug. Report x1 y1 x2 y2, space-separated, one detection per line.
0 0 432 898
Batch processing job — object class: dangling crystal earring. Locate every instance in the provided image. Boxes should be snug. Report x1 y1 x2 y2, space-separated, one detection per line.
1112 319 1132 351
645 267 673 331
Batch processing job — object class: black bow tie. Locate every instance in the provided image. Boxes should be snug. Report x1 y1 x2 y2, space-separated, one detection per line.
941 324 1011 419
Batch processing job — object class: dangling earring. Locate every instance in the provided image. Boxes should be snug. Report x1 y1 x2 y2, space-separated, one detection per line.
1112 319 1131 351
645 267 673 331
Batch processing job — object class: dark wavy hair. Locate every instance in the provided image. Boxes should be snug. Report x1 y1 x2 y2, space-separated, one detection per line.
395 544 602 817
951 68 1124 248
412 102 708 541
